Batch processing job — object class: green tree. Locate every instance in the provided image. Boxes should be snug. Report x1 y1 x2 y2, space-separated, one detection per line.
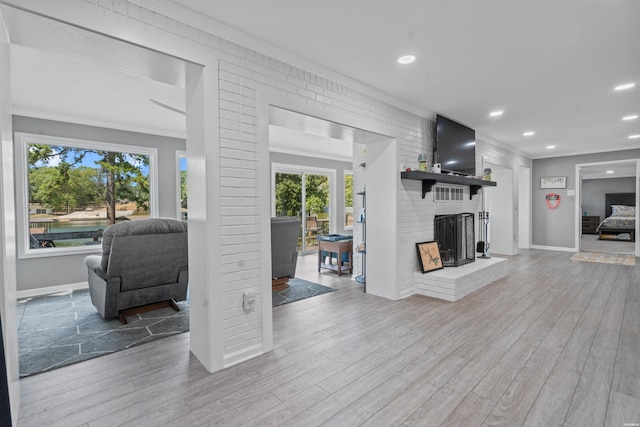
305 175 328 215
274 173 330 217
344 174 353 208
180 170 188 208
28 144 149 225
29 166 102 213
275 173 302 216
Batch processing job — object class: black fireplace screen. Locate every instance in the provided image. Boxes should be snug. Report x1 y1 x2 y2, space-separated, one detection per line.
434 213 475 267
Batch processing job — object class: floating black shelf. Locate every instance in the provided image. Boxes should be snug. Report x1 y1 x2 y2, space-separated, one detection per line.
400 170 496 200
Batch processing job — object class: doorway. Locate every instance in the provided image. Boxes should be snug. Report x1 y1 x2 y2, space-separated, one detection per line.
576 160 639 255
264 106 398 307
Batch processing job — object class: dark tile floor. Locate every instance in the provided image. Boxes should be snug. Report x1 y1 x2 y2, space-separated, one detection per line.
271 277 336 306
17 289 189 377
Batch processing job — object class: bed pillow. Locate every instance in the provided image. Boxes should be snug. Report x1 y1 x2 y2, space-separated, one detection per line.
611 205 636 217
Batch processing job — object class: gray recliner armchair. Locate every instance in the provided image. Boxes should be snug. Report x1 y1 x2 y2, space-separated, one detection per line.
271 216 301 290
84 217 188 324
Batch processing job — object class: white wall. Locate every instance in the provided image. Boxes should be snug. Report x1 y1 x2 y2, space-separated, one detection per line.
3 0 532 376
533 149 640 249
0 9 19 421
365 139 398 299
518 165 531 249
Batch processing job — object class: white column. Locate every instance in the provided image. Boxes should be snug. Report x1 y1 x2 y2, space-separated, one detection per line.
185 62 224 372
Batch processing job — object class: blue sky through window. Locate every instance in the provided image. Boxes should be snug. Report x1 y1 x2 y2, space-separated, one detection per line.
29 145 149 174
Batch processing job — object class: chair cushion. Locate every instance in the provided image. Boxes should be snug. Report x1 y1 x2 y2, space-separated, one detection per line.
101 218 187 272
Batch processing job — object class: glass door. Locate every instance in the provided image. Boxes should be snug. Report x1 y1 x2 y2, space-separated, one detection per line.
275 172 303 251
273 167 332 253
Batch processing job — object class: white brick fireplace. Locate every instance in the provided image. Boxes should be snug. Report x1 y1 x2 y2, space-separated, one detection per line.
399 180 508 301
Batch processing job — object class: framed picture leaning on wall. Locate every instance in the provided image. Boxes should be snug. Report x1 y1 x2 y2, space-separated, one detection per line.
416 241 444 273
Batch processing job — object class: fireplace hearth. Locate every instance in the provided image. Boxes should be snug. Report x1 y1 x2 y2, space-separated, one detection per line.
434 213 475 267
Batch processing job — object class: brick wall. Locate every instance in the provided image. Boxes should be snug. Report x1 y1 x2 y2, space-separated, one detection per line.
73 0 530 360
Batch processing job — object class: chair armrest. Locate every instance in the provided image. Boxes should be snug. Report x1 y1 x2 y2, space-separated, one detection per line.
178 266 189 285
84 255 108 281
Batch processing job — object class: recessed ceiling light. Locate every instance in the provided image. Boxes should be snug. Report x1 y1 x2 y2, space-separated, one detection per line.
606 170 614 174
523 131 535 136
546 145 556 149
629 134 640 139
623 115 638 121
398 55 416 64
615 83 636 91
489 110 503 117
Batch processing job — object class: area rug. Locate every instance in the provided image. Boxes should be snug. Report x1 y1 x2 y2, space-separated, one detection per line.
570 251 636 266
17 289 189 377
272 278 336 307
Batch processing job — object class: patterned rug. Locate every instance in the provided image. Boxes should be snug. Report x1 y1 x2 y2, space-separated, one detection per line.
17 289 189 377
570 251 636 266
272 278 336 307
18 279 334 376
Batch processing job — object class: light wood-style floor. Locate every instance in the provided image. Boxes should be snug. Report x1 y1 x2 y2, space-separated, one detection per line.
581 234 636 255
18 250 640 426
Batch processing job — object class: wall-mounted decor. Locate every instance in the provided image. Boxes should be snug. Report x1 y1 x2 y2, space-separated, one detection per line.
416 241 444 273
546 193 561 209
540 176 566 189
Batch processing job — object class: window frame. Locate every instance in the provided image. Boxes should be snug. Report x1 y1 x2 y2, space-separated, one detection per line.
344 169 353 230
15 132 159 259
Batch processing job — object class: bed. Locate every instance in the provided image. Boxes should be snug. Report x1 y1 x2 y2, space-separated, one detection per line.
596 192 636 242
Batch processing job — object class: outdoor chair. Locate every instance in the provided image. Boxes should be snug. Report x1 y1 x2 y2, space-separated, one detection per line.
305 216 320 246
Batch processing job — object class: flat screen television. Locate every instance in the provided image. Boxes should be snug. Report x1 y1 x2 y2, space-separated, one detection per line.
435 114 476 176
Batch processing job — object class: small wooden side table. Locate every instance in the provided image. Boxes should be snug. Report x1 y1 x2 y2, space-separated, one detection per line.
318 238 353 276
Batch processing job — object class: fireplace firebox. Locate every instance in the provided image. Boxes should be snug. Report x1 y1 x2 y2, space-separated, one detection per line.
434 213 475 267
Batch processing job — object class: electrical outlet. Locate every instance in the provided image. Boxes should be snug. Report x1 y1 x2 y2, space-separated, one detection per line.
242 291 257 311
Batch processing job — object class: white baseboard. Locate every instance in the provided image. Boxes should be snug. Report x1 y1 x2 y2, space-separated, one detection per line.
223 344 264 369
400 288 415 299
17 281 89 299
530 245 577 253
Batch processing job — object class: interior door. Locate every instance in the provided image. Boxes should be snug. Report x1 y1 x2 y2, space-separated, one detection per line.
0 8 20 424
485 163 514 255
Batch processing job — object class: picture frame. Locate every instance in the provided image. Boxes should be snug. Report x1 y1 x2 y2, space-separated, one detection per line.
540 176 566 189
415 241 444 273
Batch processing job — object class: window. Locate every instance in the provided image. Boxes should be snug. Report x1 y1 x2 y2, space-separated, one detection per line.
15 133 158 258
344 170 353 229
176 151 187 220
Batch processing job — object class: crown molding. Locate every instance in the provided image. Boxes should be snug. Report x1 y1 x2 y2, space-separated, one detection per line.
130 0 432 119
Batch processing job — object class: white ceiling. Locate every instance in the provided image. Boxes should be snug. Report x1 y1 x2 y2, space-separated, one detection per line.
11 45 187 139
5 1 640 160
166 0 640 159
581 162 637 180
